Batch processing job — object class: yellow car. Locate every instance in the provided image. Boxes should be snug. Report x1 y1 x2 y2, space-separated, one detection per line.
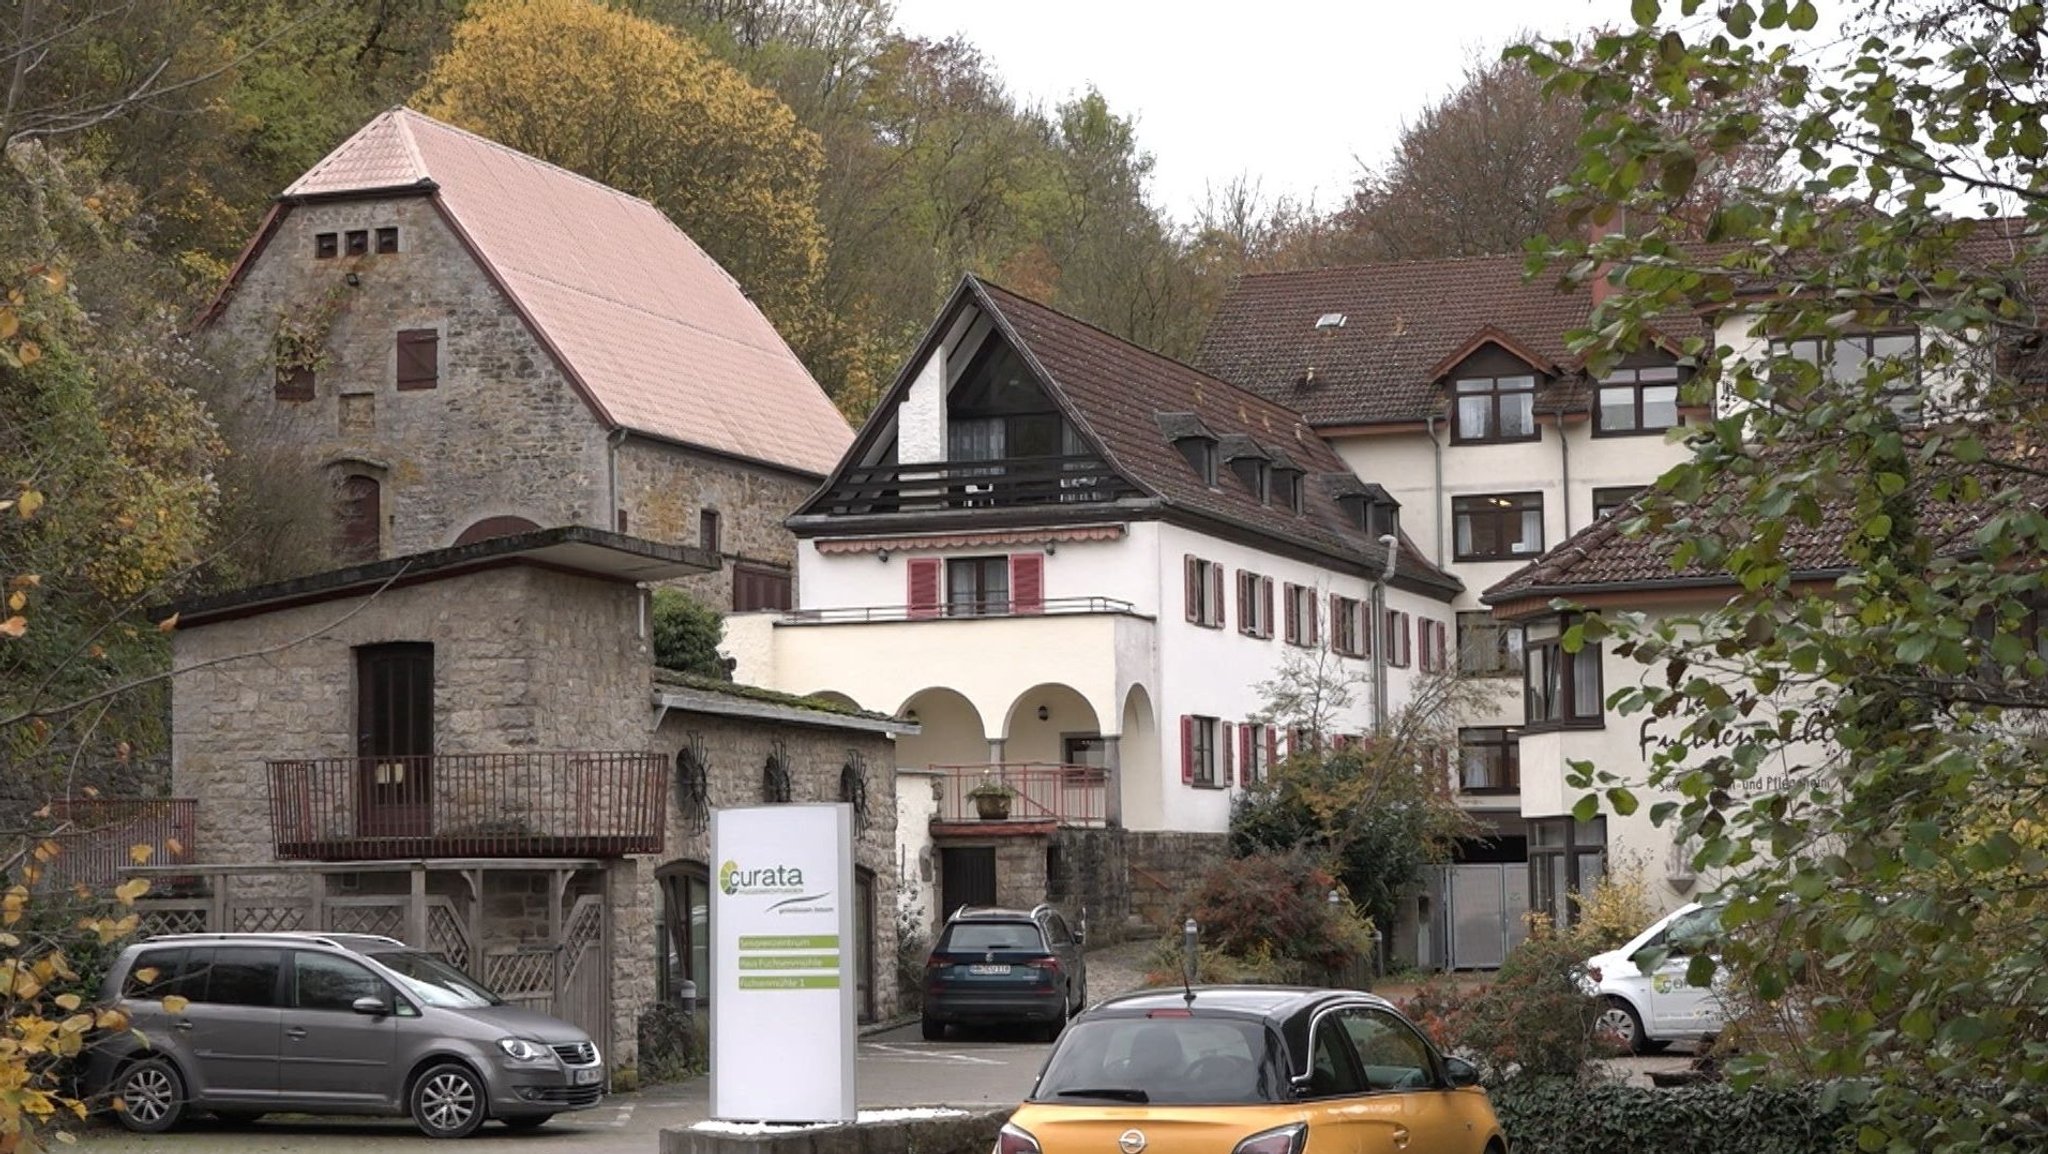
998 986 1505 1154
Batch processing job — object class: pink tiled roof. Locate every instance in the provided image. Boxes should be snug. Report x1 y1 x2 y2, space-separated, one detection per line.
281 108 851 477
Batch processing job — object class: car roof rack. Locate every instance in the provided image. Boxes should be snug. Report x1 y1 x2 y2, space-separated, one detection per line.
140 931 407 949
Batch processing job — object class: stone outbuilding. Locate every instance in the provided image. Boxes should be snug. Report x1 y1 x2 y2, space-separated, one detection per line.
153 527 909 1076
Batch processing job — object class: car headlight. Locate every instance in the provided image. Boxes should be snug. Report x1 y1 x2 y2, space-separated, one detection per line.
498 1038 554 1063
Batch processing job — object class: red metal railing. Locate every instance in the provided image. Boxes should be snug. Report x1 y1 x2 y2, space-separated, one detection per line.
933 763 1109 827
267 751 667 861
39 798 198 889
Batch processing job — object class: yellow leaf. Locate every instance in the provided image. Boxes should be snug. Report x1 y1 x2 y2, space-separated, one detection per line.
0 616 24 638
7 591 24 611
157 612 179 633
8 574 38 589
160 995 189 1014
127 844 153 865
16 489 42 518
18 340 40 365
113 878 149 905
54 993 80 1011
0 307 15 338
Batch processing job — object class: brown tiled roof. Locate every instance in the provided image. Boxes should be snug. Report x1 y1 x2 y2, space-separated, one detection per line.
970 280 1458 596
1195 255 1682 426
1483 442 2048 612
241 108 851 477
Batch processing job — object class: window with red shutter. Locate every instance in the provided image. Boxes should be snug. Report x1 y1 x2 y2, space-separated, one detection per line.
396 329 439 390
732 563 793 612
1219 721 1234 787
1184 556 1200 622
1237 725 1253 787
1207 563 1226 627
1264 727 1279 779
1284 583 1302 644
1260 578 1275 640
907 558 942 619
1010 554 1045 613
1180 715 1196 784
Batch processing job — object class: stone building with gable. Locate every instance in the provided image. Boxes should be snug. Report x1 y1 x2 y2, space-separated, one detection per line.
153 527 910 1077
199 107 852 612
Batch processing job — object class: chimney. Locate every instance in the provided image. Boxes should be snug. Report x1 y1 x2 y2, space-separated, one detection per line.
1589 209 1625 308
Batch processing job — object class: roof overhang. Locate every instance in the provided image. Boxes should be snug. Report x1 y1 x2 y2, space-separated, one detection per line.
1483 572 1847 620
1424 325 1559 382
812 525 1128 555
164 526 716 628
653 686 919 736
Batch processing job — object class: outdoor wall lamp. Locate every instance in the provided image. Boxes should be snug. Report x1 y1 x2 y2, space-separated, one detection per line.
1037 705 1050 721
876 548 890 563
345 272 361 286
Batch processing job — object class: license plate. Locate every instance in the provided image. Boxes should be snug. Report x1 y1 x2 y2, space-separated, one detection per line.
968 964 1011 976
573 1067 603 1085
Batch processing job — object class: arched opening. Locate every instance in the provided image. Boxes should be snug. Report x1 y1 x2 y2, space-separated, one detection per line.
454 515 541 546
804 689 863 712
1001 683 1104 766
336 474 381 562
1120 684 1161 831
654 859 710 1008
894 687 988 770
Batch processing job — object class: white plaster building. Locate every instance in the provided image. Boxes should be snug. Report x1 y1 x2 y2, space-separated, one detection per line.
727 276 1462 931
1198 258 1710 964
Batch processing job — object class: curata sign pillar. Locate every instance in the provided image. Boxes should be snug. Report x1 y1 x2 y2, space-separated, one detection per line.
710 803 857 1123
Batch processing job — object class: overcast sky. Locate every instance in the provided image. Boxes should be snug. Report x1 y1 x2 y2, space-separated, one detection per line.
890 0 1629 223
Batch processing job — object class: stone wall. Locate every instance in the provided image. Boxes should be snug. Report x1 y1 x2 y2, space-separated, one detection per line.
1122 830 1231 933
168 564 651 872
206 197 611 553
615 438 817 609
624 711 901 1053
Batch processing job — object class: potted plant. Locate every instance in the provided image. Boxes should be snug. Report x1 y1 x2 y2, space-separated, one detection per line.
968 780 1015 820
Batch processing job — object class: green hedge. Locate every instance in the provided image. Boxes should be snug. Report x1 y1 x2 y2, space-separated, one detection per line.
1490 1079 1856 1154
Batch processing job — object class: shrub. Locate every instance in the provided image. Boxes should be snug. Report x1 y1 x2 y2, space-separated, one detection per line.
651 588 730 679
1396 921 1610 1082
1568 854 1658 953
1489 1079 1856 1154
1184 848 1375 976
894 889 930 1013
1142 940 1298 988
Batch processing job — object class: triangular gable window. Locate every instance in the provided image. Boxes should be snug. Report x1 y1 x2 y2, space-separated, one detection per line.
948 338 1075 461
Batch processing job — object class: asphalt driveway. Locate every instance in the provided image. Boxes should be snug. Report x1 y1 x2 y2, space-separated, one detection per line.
76 1026 1050 1154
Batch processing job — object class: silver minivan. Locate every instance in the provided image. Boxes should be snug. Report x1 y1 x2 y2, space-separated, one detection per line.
86 932 605 1137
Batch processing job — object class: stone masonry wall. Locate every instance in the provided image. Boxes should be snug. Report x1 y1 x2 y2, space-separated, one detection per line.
207 197 612 553
1121 831 1231 934
619 713 900 1052
615 438 817 610
168 564 651 875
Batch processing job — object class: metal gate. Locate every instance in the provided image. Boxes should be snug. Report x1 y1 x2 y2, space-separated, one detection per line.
940 847 997 915
1436 863 1530 970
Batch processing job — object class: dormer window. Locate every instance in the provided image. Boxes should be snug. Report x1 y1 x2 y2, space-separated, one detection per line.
1231 457 1270 501
1274 468 1304 513
1178 437 1218 486
1368 500 1400 540
1595 362 1683 436
1453 374 1539 443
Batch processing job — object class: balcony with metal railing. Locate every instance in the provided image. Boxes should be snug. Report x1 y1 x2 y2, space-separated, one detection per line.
32 798 198 889
806 454 1140 517
267 751 667 861
932 763 1110 828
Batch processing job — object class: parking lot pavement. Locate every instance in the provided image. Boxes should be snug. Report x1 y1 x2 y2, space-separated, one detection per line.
77 1028 1046 1153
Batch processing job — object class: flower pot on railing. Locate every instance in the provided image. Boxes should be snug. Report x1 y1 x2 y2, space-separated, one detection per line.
969 783 1015 821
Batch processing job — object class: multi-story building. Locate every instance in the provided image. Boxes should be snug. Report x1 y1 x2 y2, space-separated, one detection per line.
1199 257 1709 964
727 276 1462 935
200 107 852 610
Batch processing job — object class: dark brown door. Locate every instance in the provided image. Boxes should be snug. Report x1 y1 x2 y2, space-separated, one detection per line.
356 644 433 839
940 847 997 917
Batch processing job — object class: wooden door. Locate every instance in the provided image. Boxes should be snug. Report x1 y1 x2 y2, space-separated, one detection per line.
356 644 433 839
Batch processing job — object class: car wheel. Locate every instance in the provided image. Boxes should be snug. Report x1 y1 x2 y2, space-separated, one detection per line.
1595 997 1652 1055
410 1062 489 1139
920 1016 946 1042
502 1115 554 1130
113 1057 186 1134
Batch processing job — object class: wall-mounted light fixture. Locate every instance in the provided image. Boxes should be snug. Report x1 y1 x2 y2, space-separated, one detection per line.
1046 542 1058 556
345 272 361 287
876 548 891 563
904 709 918 723
1036 705 1050 721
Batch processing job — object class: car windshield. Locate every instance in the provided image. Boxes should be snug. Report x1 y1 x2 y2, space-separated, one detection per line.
1034 1016 1289 1105
940 922 1043 952
369 950 503 1008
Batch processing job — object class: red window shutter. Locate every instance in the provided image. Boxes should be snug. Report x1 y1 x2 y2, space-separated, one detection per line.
1011 553 1045 614
1209 565 1226 627
1265 727 1280 771
907 558 941 619
1283 584 1300 644
1399 612 1413 666
1328 593 1342 654
1184 556 1200 622
1180 715 1196 784
1220 722 1235 786
1418 620 1431 671
1237 725 1253 787
1307 597 1320 646
1261 578 1275 639
1236 573 1250 633
396 328 439 390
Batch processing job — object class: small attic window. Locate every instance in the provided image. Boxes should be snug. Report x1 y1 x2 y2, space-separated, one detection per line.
375 227 399 254
1178 438 1218 486
1315 313 1348 330
1231 457 1271 503
1275 468 1304 514
314 233 338 259
345 230 369 256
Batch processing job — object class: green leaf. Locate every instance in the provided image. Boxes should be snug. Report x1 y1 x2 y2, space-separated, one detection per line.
1572 793 1600 822
1631 0 1660 25
1606 787 1640 816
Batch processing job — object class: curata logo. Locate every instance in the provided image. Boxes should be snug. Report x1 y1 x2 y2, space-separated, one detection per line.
719 859 807 895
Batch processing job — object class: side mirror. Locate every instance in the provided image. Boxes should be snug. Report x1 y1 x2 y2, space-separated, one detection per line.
1443 1056 1480 1088
352 996 391 1017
